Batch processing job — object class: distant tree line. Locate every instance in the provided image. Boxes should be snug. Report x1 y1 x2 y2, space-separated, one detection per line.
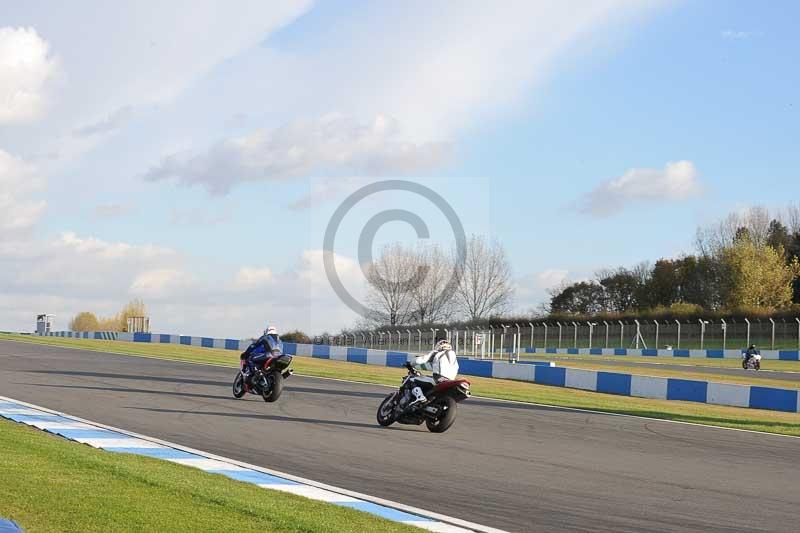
549 205 800 318
69 299 147 332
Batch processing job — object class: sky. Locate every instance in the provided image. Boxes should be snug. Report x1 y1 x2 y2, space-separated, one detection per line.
1 1 798 337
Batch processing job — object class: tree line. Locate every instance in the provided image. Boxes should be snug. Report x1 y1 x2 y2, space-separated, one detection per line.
69 299 148 332
549 205 800 318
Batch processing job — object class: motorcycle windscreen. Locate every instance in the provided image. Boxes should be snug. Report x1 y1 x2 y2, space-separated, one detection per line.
266 334 283 354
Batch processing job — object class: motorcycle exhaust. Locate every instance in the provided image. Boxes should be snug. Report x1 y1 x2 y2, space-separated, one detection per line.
282 369 294 379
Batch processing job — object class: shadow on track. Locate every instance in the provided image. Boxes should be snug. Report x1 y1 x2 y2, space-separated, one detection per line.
129 406 389 431
24 382 232 402
30 370 227 387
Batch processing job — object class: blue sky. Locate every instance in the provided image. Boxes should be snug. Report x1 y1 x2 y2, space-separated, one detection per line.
1 1 798 336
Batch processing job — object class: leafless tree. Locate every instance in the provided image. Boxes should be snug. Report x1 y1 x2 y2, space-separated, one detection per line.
695 206 772 256
408 243 456 324
783 203 800 235
364 243 419 326
454 235 513 320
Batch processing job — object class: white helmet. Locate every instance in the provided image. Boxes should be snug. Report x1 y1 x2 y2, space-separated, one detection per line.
266 326 277 336
435 339 452 352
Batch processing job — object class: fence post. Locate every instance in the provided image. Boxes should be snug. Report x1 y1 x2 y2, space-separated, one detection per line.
675 320 681 349
618 320 624 347
416 329 421 353
515 323 521 359
720 319 727 351
744 318 750 347
528 322 534 349
557 322 563 349
634 319 641 349
698 319 706 350
572 321 578 348
654 320 659 349
603 321 609 348
543 323 549 348
500 324 507 357
430 328 437 349
769 318 776 350
796 317 800 352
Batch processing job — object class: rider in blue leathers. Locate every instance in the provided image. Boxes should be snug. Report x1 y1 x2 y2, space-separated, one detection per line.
241 326 280 384
744 344 760 366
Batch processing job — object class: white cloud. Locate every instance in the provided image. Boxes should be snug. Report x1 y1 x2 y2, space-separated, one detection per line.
93 201 137 219
232 267 274 290
73 106 134 138
0 27 58 123
169 206 235 226
130 268 190 299
579 160 702 217
143 114 450 194
0 149 46 232
721 29 762 40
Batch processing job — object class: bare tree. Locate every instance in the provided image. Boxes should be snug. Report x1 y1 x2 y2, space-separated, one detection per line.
364 243 418 326
408 243 456 324
454 235 513 320
695 206 772 256
783 202 800 235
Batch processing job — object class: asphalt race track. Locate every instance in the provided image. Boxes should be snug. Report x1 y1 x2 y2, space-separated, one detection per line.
2 340 799 532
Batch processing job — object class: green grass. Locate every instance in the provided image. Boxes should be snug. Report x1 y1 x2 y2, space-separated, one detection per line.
0 419 419 533
516 352 800 371
2 334 799 437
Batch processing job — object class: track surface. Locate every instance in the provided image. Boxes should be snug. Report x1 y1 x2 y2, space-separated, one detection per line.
1 340 798 532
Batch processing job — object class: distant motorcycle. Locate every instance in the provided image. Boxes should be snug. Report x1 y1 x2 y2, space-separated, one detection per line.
742 352 762 370
232 353 293 402
376 362 470 433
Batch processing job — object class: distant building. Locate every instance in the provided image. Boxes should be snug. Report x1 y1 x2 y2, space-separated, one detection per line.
36 314 54 335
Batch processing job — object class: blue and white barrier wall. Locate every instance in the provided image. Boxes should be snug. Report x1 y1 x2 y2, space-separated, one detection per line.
35 332 800 414
522 346 800 360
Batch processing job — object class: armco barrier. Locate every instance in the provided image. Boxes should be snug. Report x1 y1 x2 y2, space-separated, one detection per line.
35 332 800 414
522 346 800 361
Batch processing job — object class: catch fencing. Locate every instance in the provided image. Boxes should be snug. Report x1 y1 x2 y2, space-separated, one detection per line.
330 317 800 355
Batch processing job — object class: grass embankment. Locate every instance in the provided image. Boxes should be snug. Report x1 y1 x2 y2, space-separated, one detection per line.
0 419 418 533
2 334 799 436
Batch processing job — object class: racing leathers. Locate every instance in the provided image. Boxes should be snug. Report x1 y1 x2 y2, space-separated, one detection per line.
402 347 459 407
241 333 280 382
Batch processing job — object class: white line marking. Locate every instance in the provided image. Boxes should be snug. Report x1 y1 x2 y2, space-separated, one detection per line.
258 484 360 502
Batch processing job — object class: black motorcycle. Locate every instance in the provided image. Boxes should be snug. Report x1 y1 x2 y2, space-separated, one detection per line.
376 362 470 433
232 353 293 402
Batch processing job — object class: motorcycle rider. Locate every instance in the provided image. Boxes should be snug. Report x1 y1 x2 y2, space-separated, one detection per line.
402 338 459 408
744 344 760 366
241 326 280 383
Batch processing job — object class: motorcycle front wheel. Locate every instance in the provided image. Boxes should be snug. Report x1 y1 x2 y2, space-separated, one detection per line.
426 396 457 433
377 393 398 427
232 372 246 398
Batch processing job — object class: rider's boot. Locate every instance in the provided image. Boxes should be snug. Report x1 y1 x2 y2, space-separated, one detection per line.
408 386 427 407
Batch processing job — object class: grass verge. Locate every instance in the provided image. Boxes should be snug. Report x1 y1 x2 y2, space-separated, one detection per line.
2 334 799 437
0 418 418 533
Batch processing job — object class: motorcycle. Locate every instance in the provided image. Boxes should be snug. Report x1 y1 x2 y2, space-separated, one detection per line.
376 362 470 433
742 352 762 370
232 352 293 402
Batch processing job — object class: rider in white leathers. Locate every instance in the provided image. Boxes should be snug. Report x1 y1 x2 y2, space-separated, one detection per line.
404 339 459 407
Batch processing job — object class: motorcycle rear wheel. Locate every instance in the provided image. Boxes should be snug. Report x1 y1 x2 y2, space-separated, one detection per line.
232 373 246 398
262 371 284 403
426 396 457 433
377 393 397 427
